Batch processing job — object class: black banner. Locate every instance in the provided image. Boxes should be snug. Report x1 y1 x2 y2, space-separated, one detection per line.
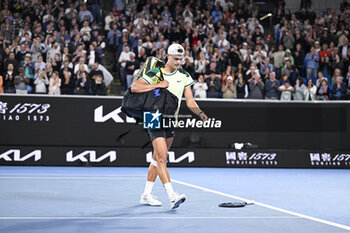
0 146 349 168
0 95 350 168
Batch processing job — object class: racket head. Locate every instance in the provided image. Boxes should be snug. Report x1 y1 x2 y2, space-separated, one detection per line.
218 201 247 208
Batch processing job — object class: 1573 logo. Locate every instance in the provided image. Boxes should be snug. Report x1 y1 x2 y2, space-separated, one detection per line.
0 101 51 122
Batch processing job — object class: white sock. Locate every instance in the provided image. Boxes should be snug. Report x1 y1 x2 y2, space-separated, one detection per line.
164 182 175 200
143 181 154 195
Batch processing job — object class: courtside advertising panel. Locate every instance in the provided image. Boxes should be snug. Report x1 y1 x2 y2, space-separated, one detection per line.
0 95 349 168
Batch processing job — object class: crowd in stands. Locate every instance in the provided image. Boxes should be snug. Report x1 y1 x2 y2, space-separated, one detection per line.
0 0 350 100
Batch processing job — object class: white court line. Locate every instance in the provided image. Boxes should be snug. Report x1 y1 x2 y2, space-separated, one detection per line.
172 179 350 231
0 216 300 220
0 176 144 180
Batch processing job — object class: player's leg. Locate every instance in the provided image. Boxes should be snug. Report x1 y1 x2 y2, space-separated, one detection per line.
140 135 173 206
153 137 186 209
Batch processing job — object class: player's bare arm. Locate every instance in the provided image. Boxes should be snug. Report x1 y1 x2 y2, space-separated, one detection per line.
131 78 169 93
184 86 208 121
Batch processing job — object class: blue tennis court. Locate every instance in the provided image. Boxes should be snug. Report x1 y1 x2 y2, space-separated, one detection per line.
0 166 349 233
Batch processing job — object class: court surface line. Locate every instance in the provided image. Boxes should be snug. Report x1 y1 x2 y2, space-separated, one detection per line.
0 216 300 220
0 176 144 180
172 179 350 231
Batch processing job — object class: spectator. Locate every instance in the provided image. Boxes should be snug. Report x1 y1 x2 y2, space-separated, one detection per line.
235 73 249 99
118 44 131 91
93 74 107 95
78 4 94 23
265 72 280 100
76 71 90 95
278 80 294 101
293 43 305 73
331 69 343 86
194 52 209 78
332 77 347 100
316 71 327 88
317 79 330 100
293 77 306 101
193 75 208 99
260 57 274 77
305 46 320 80
60 71 75 95
249 72 264 99
48 71 61 95
107 23 121 63
125 52 138 89
222 66 235 85
304 79 317 101
34 55 46 72
0 75 3 93
280 49 294 68
221 76 236 99
269 44 285 75
205 71 221 98
14 67 29 94
3 63 16 93
183 57 195 79
34 70 49 94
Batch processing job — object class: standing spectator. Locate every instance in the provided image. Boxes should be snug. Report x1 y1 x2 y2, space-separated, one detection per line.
281 30 295 50
48 71 61 95
265 72 280 100
46 41 61 62
78 4 94 23
248 72 264 99
293 43 305 74
305 46 320 80
3 63 16 93
316 71 327 88
194 52 208 78
183 57 195 79
222 66 234 85
20 53 35 91
92 74 107 95
278 81 294 101
338 37 350 58
76 71 90 95
80 21 92 48
293 77 306 101
269 45 285 76
34 55 46 72
317 79 330 100
193 75 208 99
34 70 49 94
14 67 29 94
107 23 121 63
205 71 221 98
221 75 236 98
260 57 274 77
304 79 317 101
125 52 138 89
235 73 249 99
118 45 131 91
332 77 347 100
30 36 45 63
60 71 75 95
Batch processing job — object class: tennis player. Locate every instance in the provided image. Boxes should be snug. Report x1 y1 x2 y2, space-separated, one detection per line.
131 43 208 209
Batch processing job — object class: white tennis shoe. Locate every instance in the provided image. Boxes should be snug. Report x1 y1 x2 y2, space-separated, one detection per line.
170 193 186 209
140 193 162 206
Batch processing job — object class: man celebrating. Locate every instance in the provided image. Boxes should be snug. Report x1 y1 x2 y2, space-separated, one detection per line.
131 44 208 209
